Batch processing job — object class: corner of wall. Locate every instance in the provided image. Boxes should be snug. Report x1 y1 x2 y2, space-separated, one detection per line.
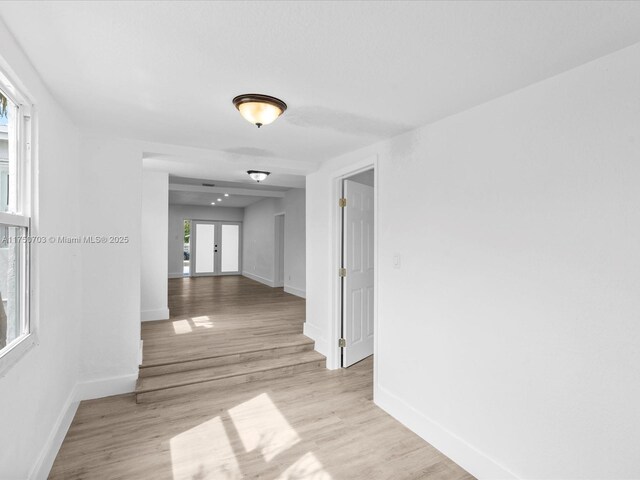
284 285 306 298
141 308 170 322
242 271 275 287
374 385 518 479
28 385 79 480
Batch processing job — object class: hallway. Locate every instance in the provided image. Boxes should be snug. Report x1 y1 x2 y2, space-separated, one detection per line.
142 276 308 366
50 277 473 479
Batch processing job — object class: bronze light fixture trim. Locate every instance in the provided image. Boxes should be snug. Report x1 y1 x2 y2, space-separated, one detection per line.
232 94 287 128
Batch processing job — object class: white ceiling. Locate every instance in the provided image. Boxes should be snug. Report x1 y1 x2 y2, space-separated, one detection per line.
2 1 640 166
168 176 290 207
169 191 264 208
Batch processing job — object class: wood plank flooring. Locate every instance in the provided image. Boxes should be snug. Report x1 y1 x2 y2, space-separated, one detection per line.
50 276 474 479
141 276 306 366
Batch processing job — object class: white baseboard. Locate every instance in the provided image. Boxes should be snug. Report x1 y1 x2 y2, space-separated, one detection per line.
169 272 184 279
284 285 306 298
28 372 138 479
141 308 170 321
29 385 79 480
75 373 138 402
242 271 275 287
375 385 518 480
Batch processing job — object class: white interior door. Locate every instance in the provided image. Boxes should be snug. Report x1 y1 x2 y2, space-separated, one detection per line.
342 179 374 367
191 221 242 276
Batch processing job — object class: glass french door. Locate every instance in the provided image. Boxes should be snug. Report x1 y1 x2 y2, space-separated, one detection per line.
190 221 242 276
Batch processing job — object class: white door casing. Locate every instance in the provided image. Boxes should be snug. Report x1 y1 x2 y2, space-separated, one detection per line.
342 180 374 366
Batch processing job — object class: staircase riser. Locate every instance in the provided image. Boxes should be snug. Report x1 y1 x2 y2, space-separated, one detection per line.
136 360 325 404
139 343 314 378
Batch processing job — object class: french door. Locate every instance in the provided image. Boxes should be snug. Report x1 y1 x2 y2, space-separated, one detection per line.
190 221 242 276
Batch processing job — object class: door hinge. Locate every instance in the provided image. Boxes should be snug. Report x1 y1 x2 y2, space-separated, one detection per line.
338 268 347 277
339 338 346 348
339 198 347 208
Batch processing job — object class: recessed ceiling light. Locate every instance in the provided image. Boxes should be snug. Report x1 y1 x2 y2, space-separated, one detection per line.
211 202 216 205
232 94 287 128
217 198 222 202
224 193 229 197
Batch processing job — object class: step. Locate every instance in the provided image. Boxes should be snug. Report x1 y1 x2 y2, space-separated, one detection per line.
135 350 326 404
139 335 315 378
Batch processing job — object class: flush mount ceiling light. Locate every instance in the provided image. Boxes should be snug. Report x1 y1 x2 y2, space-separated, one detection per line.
247 170 270 183
232 94 287 128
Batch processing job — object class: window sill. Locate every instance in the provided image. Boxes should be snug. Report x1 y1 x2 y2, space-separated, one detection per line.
0 332 37 378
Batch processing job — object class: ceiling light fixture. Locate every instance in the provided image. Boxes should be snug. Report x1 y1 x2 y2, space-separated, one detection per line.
211 202 216 205
217 198 222 202
224 193 229 197
247 170 270 183
232 94 287 128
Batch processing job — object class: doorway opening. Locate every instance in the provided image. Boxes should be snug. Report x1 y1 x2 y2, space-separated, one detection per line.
274 213 285 288
340 167 375 368
190 220 242 276
183 220 191 276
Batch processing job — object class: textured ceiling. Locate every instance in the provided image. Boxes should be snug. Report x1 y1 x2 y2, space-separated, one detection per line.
2 1 640 167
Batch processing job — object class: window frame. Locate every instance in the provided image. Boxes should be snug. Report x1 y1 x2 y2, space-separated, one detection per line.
0 69 34 377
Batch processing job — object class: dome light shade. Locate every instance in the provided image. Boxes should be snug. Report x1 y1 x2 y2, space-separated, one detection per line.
247 170 270 183
233 94 287 128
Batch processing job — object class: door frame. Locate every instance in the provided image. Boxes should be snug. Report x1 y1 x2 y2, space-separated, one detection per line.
273 212 285 288
189 220 243 277
330 155 379 374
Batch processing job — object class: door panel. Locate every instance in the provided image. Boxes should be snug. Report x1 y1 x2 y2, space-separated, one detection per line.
342 179 374 367
191 221 242 276
194 223 216 274
221 224 240 273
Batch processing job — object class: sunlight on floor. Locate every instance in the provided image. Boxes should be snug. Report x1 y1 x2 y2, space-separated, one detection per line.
229 392 300 462
170 416 241 479
172 320 192 334
192 316 214 328
169 393 333 480
276 452 332 480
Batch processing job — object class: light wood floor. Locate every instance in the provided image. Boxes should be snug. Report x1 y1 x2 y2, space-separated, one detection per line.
142 276 307 366
50 276 473 479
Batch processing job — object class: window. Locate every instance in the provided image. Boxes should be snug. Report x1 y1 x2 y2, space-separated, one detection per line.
0 79 32 365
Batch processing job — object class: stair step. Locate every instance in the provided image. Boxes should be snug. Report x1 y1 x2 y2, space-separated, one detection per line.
139 335 314 378
135 350 326 404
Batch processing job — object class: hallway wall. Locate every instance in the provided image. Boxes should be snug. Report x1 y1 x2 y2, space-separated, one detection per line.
141 170 169 321
242 189 306 296
306 43 640 479
0 20 83 479
242 197 283 286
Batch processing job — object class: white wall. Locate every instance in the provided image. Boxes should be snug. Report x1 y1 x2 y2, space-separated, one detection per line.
283 188 306 297
141 171 169 321
241 189 306 295
306 43 640 479
242 197 283 286
168 205 244 277
0 19 83 479
78 134 142 396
